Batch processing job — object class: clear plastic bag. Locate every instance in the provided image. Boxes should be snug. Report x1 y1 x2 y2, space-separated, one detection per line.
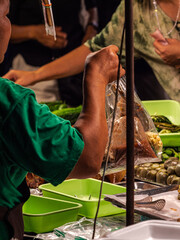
103 76 163 175
54 217 120 239
41 0 56 40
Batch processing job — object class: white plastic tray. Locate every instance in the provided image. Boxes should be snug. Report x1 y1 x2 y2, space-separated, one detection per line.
99 220 180 240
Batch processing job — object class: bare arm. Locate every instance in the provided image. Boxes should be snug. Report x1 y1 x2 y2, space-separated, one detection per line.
82 7 99 43
3 44 92 86
10 24 67 48
68 45 125 179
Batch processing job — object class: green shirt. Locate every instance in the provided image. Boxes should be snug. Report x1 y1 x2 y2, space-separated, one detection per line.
85 0 180 101
0 78 84 208
0 77 84 238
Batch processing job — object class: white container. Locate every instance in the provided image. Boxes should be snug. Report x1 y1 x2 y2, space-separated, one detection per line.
98 220 180 240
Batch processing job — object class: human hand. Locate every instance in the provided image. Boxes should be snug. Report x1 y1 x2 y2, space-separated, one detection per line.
3 70 37 86
85 45 125 85
81 24 97 44
152 38 180 68
32 24 68 49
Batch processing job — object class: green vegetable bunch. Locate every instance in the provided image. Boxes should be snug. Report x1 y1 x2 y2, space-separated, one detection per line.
162 147 180 161
151 115 180 133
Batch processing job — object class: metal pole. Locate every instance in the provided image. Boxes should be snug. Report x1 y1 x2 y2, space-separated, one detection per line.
125 0 135 226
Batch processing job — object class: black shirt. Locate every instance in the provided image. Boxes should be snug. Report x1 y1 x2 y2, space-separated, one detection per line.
9 0 97 66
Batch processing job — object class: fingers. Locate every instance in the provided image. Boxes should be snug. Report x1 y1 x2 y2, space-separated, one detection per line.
155 48 161 56
87 45 125 83
3 70 17 82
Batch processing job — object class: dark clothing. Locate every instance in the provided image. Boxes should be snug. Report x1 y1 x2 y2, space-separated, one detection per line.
96 0 121 31
8 0 97 106
134 59 171 100
9 0 97 66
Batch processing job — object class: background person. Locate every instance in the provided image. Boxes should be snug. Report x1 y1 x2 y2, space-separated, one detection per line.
1 0 98 105
5 0 180 101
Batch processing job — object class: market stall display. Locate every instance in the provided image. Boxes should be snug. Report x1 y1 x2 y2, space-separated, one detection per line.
39 178 126 218
23 195 82 233
23 99 179 237
104 185 180 221
142 100 180 146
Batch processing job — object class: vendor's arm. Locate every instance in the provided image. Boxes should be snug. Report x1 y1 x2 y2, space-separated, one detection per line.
10 24 67 49
68 45 125 178
2 45 125 184
3 44 91 86
153 38 180 68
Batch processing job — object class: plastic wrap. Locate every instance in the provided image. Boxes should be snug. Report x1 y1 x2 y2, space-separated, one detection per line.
54 217 116 239
103 76 162 175
41 0 56 40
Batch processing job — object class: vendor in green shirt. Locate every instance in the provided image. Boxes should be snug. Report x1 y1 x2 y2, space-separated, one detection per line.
0 0 125 239
4 0 180 102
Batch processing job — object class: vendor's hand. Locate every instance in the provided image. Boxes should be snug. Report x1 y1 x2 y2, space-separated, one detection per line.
3 70 37 86
153 38 180 68
85 45 125 85
32 24 68 49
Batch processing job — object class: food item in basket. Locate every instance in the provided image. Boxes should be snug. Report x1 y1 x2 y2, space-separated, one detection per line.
162 147 180 161
167 174 176 185
175 163 180 177
146 169 157 182
164 157 179 169
106 116 158 167
167 165 176 175
156 170 168 185
171 176 180 185
151 115 180 133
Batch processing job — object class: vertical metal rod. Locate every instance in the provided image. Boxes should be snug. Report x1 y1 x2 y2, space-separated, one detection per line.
125 0 135 226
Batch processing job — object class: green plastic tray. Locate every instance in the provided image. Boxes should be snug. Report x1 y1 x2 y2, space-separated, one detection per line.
39 178 126 218
142 100 180 147
23 195 82 233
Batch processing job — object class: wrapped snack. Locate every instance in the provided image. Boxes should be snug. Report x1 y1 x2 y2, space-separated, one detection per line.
102 76 162 177
41 0 56 40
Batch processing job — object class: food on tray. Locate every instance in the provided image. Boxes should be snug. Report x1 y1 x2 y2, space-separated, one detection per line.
162 147 180 161
135 151 180 185
151 115 180 133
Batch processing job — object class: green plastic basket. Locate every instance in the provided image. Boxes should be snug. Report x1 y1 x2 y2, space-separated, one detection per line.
23 195 82 233
39 178 126 218
142 100 180 146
